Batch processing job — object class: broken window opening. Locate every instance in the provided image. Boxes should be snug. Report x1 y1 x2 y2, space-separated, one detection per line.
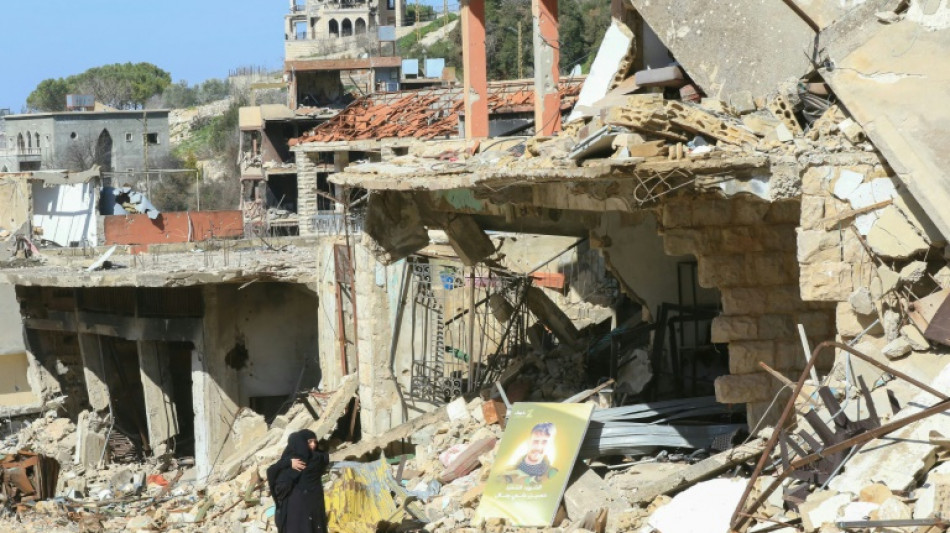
295 20 308 39
328 18 340 38
144 132 159 145
341 18 353 37
267 174 299 213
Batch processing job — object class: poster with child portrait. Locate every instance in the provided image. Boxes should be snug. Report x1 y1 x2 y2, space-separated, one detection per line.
475 402 594 527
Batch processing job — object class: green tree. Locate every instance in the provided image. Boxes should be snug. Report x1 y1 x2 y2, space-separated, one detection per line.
26 62 171 111
26 78 75 112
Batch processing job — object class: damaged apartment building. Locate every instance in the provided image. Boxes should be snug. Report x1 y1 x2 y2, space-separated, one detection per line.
6 0 950 530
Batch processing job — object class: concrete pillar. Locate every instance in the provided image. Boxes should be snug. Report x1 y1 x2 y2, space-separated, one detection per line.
77 334 110 412
193 285 240 482
533 0 561 135
461 0 489 139
138 341 179 454
354 244 405 436
296 151 318 235
395 0 404 27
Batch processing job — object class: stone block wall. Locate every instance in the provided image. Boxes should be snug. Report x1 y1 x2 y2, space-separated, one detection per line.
659 195 836 424
796 161 948 382
296 151 319 235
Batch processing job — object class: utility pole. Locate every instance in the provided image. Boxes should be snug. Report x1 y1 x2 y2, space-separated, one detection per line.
518 20 524 79
143 109 149 197
415 0 421 41
443 0 448 29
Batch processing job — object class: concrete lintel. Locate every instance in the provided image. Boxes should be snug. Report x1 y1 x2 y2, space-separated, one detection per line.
25 311 202 343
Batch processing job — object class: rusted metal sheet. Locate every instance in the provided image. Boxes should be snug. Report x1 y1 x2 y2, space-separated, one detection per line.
908 289 950 347
0 451 60 512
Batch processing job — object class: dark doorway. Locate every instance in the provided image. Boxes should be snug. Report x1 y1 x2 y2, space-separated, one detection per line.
95 129 113 172
99 336 150 461
267 174 299 213
166 342 195 457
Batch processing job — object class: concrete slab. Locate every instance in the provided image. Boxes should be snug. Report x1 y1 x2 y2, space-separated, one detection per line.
627 0 816 98
822 16 950 243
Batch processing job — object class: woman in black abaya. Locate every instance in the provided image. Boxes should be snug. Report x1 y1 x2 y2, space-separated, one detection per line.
266 429 330 533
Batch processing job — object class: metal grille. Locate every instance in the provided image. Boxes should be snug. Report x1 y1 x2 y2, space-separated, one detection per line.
308 210 364 236
405 257 533 405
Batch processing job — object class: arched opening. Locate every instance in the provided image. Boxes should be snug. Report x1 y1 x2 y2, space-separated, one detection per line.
341 18 353 37
16 134 25 152
95 129 113 172
26 131 32 149
328 18 339 37
35 133 40 149
355 18 366 34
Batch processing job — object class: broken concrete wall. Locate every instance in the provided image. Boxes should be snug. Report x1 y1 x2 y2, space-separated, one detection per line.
196 282 321 480
659 194 835 424
219 282 320 407
627 0 815 99
0 176 31 235
820 10 950 245
797 160 950 393
0 284 43 415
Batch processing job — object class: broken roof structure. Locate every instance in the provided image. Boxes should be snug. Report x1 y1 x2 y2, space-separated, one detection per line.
291 79 583 144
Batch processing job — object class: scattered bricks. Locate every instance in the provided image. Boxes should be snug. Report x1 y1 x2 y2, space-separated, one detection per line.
741 112 782 136
837 302 883 338
882 336 913 360
729 91 756 114
757 314 797 340
767 94 803 136
731 200 771 225
482 399 506 426
728 341 777 374
721 287 768 315
714 372 772 404
563 463 626 521
765 200 801 224
797 229 843 264
838 118 866 143
666 101 759 146
690 198 734 227
660 200 694 229
698 254 746 288
711 315 759 343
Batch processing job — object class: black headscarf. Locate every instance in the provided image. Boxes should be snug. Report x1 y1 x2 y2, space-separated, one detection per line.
288 429 317 460
267 429 317 498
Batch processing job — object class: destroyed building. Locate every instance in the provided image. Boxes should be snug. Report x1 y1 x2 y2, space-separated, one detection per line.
5 0 950 532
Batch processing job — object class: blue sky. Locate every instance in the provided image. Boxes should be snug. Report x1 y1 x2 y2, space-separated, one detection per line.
0 0 447 111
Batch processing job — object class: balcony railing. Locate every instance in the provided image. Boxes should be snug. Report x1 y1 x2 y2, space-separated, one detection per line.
0 147 42 157
291 3 306 12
